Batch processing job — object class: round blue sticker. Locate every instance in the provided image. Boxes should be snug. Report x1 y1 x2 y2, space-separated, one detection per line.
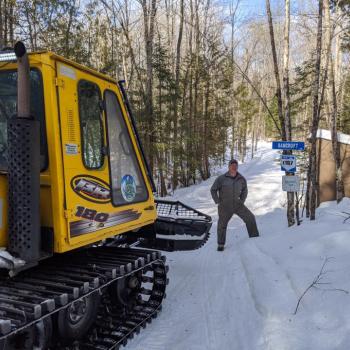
121 174 136 202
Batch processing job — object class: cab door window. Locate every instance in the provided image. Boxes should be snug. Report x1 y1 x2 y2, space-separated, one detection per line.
78 80 104 169
104 90 148 206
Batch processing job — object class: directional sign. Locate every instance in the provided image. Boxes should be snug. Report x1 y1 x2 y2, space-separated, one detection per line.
282 175 300 192
281 155 296 173
272 141 305 151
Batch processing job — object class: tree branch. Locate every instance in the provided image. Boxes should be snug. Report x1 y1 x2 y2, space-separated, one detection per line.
294 257 348 314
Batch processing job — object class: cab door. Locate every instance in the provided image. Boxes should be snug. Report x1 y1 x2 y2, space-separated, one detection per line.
56 61 155 250
56 62 110 243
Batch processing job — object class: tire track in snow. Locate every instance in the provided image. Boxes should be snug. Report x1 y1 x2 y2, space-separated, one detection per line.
238 241 301 350
198 242 261 350
198 237 218 349
238 241 298 316
253 242 301 300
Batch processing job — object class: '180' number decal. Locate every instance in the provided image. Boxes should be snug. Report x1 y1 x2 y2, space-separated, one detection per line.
75 206 109 222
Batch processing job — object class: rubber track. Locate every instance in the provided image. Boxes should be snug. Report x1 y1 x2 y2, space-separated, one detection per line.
150 229 211 252
0 246 168 349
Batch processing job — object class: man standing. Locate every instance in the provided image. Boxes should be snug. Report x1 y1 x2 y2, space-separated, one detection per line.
210 159 259 251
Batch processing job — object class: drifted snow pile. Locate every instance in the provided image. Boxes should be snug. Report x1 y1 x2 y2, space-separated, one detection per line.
128 142 350 350
0 249 25 269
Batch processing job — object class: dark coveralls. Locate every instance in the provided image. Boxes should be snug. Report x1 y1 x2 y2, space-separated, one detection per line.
210 172 259 246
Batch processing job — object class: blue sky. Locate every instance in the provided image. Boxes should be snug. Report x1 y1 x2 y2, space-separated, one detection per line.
218 0 268 18
239 0 266 16
219 0 288 20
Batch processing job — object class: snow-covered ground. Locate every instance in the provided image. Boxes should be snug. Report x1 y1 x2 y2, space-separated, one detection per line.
128 142 350 350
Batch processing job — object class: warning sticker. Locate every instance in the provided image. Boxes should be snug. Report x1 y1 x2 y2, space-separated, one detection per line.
65 143 79 155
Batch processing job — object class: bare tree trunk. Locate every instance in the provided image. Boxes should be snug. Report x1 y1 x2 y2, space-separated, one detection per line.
0 0 3 48
308 0 323 220
190 0 200 184
186 0 194 187
265 0 286 141
172 0 184 190
334 5 343 97
202 72 211 179
64 2 75 57
266 0 294 226
283 0 291 142
8 0 13 45
140 0 157 174
324 0 344 202
119 13 145 98
3 0 7 46
230 0 240 159
283 0 295 226
330 62 344 202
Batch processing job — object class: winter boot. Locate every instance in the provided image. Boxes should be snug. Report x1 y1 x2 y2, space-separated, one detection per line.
217 245 224 252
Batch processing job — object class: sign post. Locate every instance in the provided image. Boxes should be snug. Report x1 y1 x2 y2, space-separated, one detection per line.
272 141 305 193
272 140 305 226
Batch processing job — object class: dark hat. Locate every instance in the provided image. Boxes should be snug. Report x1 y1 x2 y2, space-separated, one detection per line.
229 159 238 165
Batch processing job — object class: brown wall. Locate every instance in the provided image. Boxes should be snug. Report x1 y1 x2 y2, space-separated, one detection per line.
317 138 350 204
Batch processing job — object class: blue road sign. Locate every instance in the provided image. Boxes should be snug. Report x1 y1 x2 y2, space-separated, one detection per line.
272 141 305 151
281 155 296 173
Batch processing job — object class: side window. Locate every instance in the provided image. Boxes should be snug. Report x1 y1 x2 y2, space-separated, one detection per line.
78 80 104 169
105 90 148 206
0 69 48 171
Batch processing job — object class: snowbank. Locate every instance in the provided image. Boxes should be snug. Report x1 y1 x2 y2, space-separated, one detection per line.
128 142 350 350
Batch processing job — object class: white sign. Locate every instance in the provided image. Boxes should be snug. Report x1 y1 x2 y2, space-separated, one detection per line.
282 175 300 192
65 143 79 155
281 155 296 172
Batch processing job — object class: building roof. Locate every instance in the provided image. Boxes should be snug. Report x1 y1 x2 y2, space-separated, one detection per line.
317 129 350 145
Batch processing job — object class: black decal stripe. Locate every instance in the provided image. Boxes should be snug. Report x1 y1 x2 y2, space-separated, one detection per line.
70 210 141 237
71 210 137 232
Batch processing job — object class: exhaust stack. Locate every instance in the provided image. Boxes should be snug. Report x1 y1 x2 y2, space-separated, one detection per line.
15 42 31 118
7 42 41 264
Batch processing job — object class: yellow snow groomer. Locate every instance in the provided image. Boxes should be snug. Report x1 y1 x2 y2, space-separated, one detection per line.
0 42 211 349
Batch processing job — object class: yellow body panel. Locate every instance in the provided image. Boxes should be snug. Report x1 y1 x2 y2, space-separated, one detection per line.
0 52 157 253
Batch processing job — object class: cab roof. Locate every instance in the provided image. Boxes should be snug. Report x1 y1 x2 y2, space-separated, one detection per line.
28 50 119 85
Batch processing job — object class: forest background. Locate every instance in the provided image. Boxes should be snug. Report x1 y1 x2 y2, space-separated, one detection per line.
1 0 349 224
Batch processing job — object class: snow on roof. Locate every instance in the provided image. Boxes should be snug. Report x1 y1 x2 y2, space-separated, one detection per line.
316 129 350 145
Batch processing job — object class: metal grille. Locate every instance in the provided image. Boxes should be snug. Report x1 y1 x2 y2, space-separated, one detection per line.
8 118 40 262
155 199 211 221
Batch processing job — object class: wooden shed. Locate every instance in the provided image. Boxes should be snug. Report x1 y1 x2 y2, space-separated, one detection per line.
316 129 350 204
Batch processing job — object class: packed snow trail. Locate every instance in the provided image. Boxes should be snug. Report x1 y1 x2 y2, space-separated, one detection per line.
127 142 350 350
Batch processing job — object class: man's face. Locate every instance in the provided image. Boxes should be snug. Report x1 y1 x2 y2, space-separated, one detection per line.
229 162 238 172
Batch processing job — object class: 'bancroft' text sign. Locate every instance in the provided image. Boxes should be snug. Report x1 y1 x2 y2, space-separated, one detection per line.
272 141 305 151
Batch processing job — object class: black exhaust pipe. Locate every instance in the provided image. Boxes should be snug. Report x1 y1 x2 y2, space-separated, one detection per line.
7 42 41 264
